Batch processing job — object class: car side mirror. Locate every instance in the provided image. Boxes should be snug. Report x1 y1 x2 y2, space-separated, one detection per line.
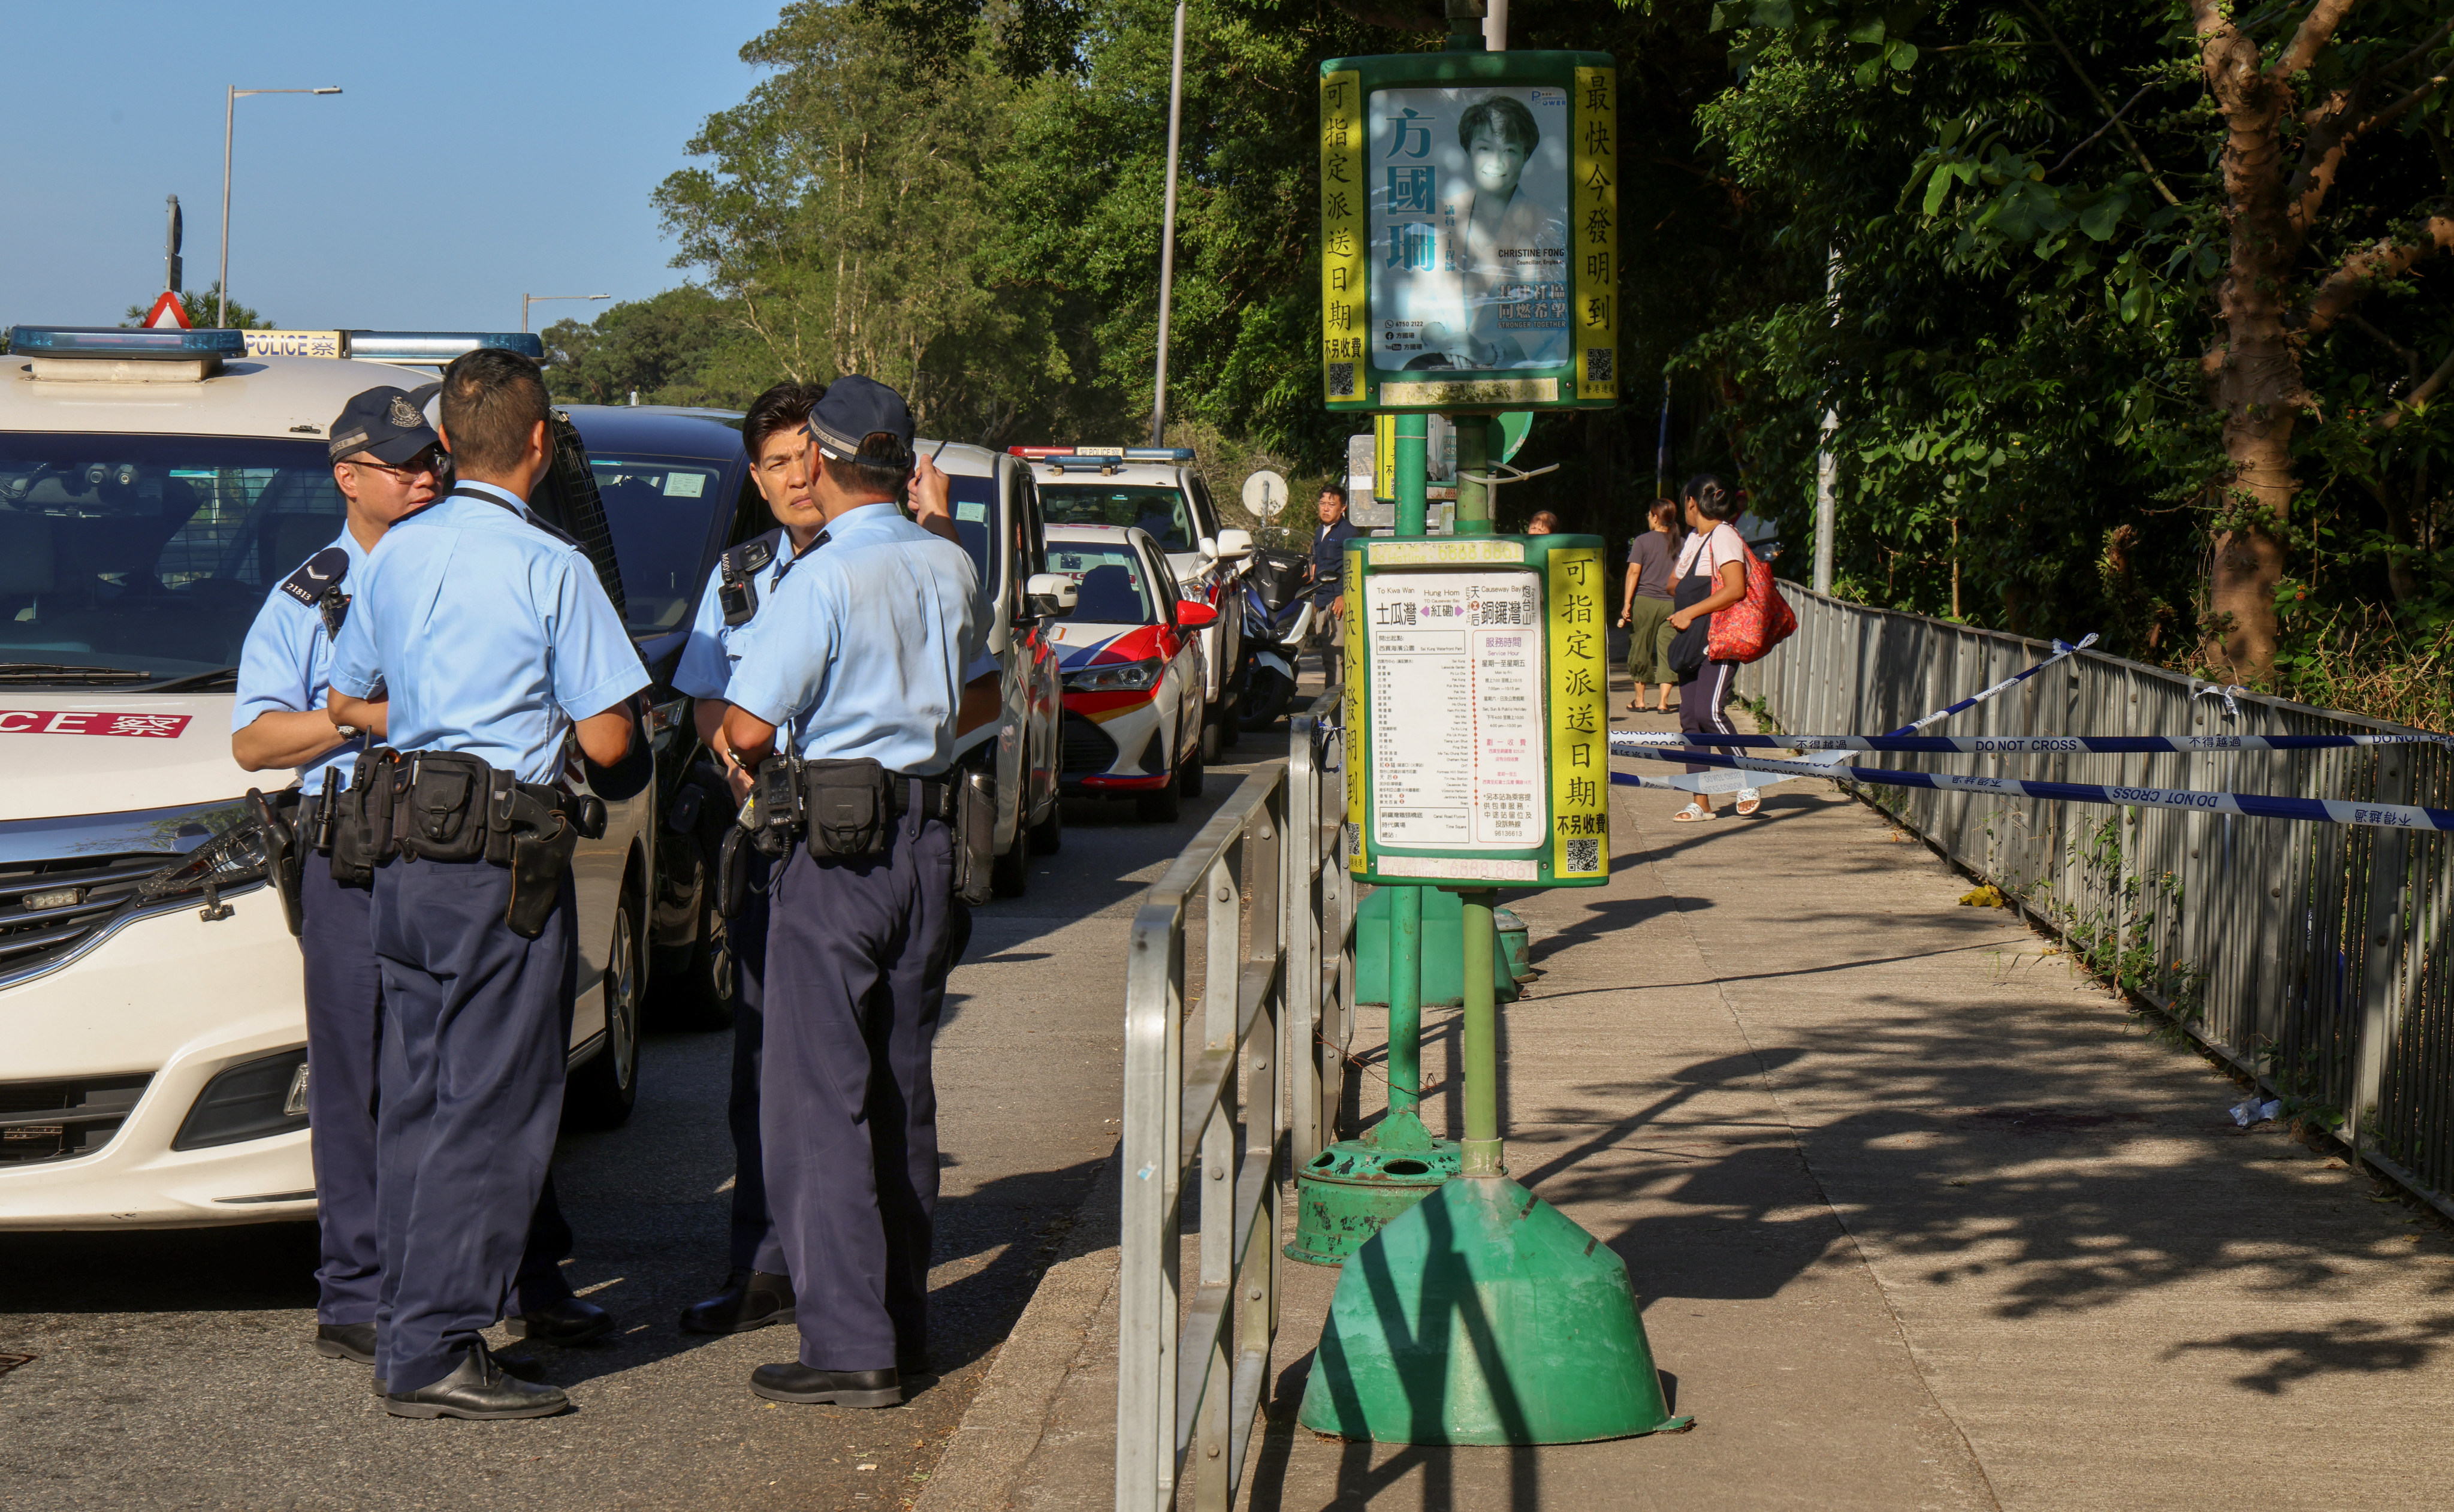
1176 600 1218 629
1025 572 1076 619
1197 535 1218 558
1212 528 1254 559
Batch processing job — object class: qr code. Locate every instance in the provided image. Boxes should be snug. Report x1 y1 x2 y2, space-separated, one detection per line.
1584 348 1613 384
1345 823 1362 862
1327 361 1357 397
1564 837 1600 873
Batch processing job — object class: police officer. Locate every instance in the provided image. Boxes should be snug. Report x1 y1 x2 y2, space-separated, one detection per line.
719 375 981 1407
327 351 648 1420
231 386 614 1385
671 381 825 1335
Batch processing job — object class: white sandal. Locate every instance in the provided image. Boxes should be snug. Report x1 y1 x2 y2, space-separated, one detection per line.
1734 788 1761 816
1671 801 1715 822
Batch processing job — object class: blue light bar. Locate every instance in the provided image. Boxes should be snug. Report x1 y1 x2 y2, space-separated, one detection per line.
6 325 246 360
1008 445 1196 462
346 331 545 363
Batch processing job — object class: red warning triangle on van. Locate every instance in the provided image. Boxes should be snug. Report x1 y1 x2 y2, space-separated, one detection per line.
141 291 192 330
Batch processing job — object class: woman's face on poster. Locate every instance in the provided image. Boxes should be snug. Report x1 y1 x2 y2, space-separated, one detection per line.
1468 126 1527 200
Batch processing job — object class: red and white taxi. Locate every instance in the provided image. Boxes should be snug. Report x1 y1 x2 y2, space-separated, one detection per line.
1042 524 1215 822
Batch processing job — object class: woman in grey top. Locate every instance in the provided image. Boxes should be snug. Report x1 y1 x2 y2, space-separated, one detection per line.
1618 498 1682 711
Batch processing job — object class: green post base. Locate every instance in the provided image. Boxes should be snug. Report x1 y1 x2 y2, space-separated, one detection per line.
1297 1176 1693 1444
1354 889 1529 1007
1287 1129 1462 1267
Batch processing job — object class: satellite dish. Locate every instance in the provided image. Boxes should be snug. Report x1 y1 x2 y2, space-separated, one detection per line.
1240 469 1290 520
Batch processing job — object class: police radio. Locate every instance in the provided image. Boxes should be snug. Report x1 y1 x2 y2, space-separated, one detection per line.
718 536 778 627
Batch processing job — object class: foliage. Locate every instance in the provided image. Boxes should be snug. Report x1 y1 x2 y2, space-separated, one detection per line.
653 2 1060 443
541 287 740 408
119 283 267 330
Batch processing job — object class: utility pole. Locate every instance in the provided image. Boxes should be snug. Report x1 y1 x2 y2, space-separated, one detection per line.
1146 0 1189 446
1811 247 1840 594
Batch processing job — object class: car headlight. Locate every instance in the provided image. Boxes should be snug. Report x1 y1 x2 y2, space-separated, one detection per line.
1065 657 1165 693
135 816 271 907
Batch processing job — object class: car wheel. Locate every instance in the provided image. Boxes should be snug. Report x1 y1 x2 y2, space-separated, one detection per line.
1136 772 1182 823
1181 746 1205 799
991 832 1030 897
655 886 737 1033
1217 692 1242 750
1200 708 1221 763
1028 792 1063 854
567 894 643 1130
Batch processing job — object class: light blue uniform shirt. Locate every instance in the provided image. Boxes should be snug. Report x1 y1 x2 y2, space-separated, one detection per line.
672 526 814 702
328 483 649 784
231 526 371 790
725 502 983 775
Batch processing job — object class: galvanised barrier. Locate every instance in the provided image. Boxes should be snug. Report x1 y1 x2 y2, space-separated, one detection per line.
1116 690 1353 1511
1737 586 2454 1217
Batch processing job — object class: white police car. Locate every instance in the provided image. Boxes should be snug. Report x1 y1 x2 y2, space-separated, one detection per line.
1008 446 1250 760
0 325 656 1229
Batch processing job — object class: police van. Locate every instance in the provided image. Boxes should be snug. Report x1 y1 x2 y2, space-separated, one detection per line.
0 325 657 1229
1008 446 1251 760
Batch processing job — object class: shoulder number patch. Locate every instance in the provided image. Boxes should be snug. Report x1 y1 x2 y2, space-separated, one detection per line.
279 547 351 608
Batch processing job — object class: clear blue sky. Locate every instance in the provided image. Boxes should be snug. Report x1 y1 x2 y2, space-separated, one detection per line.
1 0 786 333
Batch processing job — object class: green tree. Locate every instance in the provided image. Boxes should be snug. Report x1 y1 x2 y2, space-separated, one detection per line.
541 287 740 407
654 2 1060 442
119 283 268 330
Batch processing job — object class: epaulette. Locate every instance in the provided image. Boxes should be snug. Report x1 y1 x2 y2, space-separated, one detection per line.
279 547 350 609
723 530 781 580
522 509 584 551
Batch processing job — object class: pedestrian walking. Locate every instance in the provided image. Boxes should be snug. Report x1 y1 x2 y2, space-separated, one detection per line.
1663 473 1756 820
232 385 615 1392
1617 497 1681 713
1307 483 1359 677
717 376 983 1408
326 351 648 1419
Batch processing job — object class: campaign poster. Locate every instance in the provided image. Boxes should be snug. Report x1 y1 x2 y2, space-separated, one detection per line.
1368 85 1572 374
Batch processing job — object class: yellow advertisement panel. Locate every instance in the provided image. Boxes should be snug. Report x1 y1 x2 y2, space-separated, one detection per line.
1570 66 1619 404
1320 70 1367 405
1546 545 1608 879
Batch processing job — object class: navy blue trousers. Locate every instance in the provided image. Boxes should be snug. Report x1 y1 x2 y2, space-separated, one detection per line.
367 856 576 1393
725 850 786 1275
300 852 576 1328
762 803 963 1371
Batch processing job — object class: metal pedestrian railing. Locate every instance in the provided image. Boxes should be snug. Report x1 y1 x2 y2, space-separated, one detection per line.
1116 689 1352 1512
1739 586 2454 1218
1288 687 1356 1171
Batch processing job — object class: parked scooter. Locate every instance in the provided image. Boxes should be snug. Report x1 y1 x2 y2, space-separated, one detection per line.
1234 547 1315 730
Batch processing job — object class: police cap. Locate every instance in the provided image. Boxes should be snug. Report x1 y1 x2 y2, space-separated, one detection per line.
804 374 913 465
327 385 441 464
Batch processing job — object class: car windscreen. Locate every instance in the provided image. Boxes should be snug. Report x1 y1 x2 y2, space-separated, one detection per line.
0 433 345 683
946 472 1000 591
590 457 729 633
1045 542 1157 625
1036 483 1192 554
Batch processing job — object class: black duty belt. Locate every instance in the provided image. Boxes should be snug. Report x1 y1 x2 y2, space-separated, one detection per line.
889 775 956 823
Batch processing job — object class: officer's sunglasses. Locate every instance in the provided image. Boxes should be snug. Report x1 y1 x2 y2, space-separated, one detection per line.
347 445 444 479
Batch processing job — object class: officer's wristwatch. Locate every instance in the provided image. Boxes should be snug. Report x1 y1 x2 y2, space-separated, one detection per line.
334 724 363 742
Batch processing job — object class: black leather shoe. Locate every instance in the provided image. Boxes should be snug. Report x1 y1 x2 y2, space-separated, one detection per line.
313 1321 376 1366
750 1362 901 1408
679 1270 796 1335
384 1345 570 1420
505 1296 614 1346
375 1352 541 1398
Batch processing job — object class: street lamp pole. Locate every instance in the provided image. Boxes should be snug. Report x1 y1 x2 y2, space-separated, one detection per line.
523 292 611 334
1145 0 1188 447
220 85 342 328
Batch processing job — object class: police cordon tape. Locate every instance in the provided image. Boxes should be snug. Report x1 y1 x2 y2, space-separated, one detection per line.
1608 743 2454 833
1620 634 2101 796
1611 730 2454 755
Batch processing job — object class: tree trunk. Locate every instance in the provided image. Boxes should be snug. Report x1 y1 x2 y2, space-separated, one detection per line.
2197 12 2307 686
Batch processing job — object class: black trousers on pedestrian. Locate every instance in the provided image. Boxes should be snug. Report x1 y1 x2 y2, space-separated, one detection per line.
368 856 576 1393
1679 658 1741 775
725 850 786 1276
300 852 578 1330
762 799 964 1372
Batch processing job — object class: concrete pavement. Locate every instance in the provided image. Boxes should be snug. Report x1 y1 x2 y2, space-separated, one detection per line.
919 696 2454 1510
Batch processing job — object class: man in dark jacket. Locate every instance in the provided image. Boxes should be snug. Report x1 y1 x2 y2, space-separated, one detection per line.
1306 484 1360 676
